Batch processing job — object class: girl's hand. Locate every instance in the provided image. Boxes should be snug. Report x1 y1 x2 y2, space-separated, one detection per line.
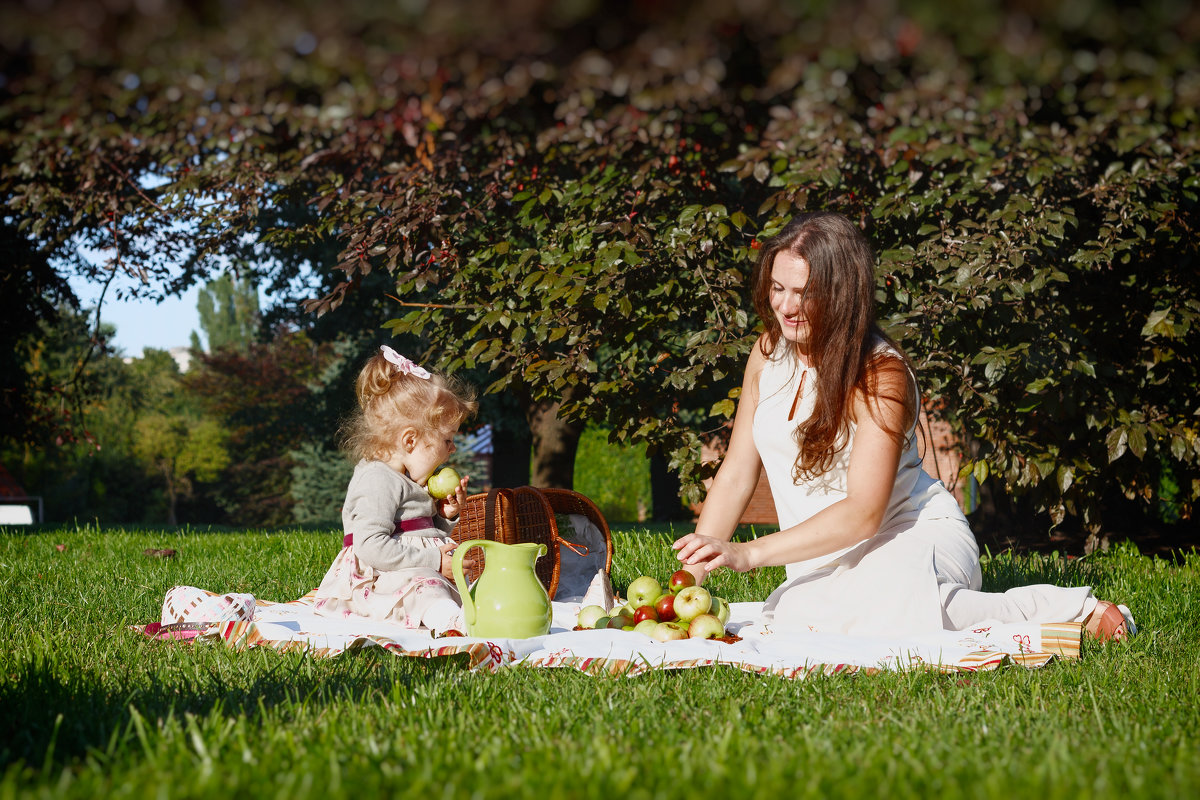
436 474 470 519
673 532 754 573
437 539 479 581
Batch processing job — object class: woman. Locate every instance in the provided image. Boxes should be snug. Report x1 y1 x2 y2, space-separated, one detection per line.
674 212 1130 639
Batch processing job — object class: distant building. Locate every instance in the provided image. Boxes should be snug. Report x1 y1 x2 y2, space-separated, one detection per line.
457 424 494 488
121 347 194 373
0 463 41 524
168 347 192 373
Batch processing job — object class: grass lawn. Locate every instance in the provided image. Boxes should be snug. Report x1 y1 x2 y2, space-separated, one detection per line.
1 524 1198 799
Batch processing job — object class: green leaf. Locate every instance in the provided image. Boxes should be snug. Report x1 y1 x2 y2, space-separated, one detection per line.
710 399 735 418
1106 428 1128 463
1140 308 1171 338
1128 425 1147 460
1057 465 1074 493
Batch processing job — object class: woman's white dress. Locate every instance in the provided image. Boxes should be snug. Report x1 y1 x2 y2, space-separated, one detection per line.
754 344 1095 636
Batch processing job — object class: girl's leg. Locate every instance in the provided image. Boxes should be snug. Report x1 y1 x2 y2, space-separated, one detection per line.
421 597 465 635
403 576 465 634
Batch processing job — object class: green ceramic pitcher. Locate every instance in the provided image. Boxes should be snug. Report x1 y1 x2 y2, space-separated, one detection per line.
452 540 552 638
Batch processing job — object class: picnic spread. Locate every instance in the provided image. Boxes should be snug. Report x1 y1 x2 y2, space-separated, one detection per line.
139 584 1082 678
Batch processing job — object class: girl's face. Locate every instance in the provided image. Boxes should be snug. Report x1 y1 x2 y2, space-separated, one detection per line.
401 426 458 484
769 251 812 347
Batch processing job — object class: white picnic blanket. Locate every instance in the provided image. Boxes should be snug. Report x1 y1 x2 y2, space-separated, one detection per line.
150 586 1082 677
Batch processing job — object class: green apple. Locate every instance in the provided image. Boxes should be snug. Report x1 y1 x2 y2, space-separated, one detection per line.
709 596 731 626
673 586 712 623
426 467 462 499
626 575 663 609
577 604 607 629
650 621 688 642
687 613 725 640
634 619 659 637
592 615 611 630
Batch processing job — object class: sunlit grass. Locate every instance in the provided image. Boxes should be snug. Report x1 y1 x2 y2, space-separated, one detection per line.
1 525 1197 799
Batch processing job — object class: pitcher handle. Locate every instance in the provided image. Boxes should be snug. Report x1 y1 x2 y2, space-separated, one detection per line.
452 540 489 629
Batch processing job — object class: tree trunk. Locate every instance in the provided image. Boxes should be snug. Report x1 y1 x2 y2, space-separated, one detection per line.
162 463 179 526
650 451 689 521
490 422 532 488
527 398 585 489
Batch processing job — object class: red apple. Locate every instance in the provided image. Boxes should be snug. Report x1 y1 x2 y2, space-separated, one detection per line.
633 605 659 625
687 613 725 640
607 611 634 630
673 586 712 622
668 569 697 594
654 593 677 622
650 622 688 642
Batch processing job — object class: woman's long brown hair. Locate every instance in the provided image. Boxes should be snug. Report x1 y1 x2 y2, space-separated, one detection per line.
751 212 917 483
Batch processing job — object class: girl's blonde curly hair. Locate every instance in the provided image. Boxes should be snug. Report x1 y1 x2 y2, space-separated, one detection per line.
342 351 478 463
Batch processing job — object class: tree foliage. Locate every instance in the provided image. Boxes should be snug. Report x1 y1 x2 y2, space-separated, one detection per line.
185 329 332 525
133 411 229 525
193 273 261 353
3 0 1198 533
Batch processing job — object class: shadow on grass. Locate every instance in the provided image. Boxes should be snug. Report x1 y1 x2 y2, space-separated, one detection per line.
0 645 471 770
2 522 342 538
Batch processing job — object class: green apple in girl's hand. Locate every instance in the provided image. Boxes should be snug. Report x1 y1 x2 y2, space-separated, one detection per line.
427 467 461 499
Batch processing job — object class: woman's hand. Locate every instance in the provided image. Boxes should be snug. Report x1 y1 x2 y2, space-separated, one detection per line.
436 474 470 520
673 532 755 573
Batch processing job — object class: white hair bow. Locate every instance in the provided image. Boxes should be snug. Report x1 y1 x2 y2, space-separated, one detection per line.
379 346 431 379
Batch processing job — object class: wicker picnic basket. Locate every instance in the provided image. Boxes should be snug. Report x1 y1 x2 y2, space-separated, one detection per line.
451 487 612 600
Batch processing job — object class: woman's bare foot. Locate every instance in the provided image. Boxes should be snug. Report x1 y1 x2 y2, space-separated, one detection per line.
1084 601 1129 642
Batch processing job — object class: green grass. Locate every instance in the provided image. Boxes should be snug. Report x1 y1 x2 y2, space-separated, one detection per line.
1 524 1198 799
573 426 651 523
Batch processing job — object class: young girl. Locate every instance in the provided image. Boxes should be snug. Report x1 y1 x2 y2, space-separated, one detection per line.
313 346 477 635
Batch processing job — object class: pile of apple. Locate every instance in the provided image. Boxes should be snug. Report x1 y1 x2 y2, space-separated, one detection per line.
576 570 732 642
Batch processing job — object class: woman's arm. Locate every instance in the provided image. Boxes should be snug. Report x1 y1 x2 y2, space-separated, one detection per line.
675 359 912 573
670 342 767 581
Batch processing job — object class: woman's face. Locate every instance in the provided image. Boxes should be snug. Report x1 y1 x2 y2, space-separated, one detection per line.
768 251 812 347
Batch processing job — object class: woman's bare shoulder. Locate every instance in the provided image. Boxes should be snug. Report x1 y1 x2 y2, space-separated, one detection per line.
743 334 773 380
856 353 917 431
